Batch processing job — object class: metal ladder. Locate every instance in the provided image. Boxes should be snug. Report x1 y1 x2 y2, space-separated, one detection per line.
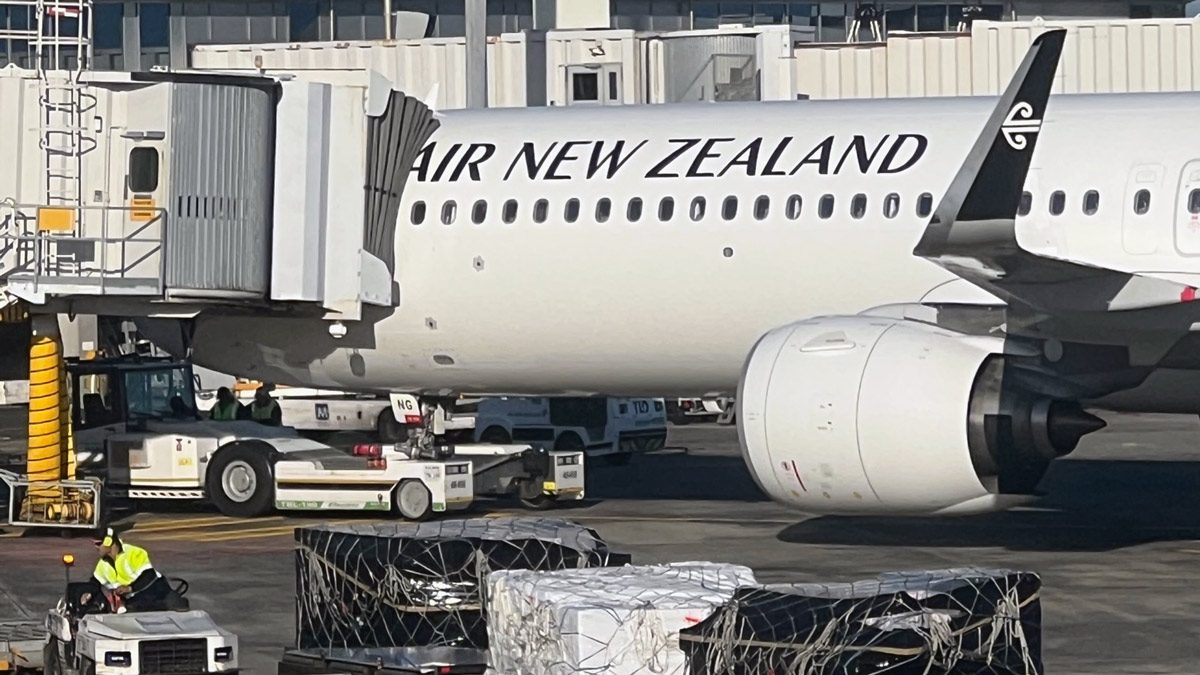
0 0 95 278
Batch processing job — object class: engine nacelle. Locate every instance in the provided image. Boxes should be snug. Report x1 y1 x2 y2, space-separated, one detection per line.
737 316 1104 516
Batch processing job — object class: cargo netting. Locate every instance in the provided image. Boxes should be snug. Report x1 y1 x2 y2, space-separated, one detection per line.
488 562 757 675
294 518 630 650
679 568 1042 675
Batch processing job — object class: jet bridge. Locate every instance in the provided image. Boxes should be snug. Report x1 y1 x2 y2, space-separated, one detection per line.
0 67 438 321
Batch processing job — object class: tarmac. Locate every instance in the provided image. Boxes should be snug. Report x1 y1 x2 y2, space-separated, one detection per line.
3 407 1200 674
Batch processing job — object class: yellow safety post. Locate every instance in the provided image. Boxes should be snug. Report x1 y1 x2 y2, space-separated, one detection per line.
21 314 63 521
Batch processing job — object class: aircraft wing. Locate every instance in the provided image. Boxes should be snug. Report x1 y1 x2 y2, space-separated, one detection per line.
913 29 1197 315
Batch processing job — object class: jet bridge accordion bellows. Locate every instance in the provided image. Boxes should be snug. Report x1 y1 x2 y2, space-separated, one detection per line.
293 518 631 651
678 568 1043 675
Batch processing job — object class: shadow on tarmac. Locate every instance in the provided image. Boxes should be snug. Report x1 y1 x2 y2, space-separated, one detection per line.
777 458 1200 552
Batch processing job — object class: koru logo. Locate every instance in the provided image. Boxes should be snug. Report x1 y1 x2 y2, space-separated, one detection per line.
1001 101 1042 151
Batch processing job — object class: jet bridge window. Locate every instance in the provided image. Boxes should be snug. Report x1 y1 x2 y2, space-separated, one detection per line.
565 198 580 223
410 201 426 225
1018 192 1032 216
128 146 160 193
1049 191 1066 216
785 195 802 220
596 198 612 223
472 200 488 224
690 197 706 222
533 199 549 223
883 193 900 219
722 196 738 221
627 198 643 222
1134 189 1152 215
818 194 834 219
754 195 769 220
851 194 867 219
502 199 518 224
659 197 675 221
441 201 457 225
916 192 933 218
1188 189 1200 215
1083 190 1100 216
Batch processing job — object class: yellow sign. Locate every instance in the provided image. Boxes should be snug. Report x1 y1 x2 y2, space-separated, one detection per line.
37 207 75 232
131 196 155 222
178 457 194 467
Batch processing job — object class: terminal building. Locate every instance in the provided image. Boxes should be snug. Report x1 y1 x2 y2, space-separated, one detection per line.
0 0 1192 72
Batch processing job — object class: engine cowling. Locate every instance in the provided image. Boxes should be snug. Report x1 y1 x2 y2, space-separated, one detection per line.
737 315 1104 516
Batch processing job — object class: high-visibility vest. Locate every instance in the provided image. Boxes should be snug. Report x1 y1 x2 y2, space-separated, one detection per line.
93 544 159 588
211 400 238 421
251 399 279 422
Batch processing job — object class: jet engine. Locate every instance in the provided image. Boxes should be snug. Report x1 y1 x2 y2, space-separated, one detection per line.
737 315 1105 516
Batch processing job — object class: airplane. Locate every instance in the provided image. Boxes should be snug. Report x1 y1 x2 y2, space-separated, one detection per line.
140 29 1200 517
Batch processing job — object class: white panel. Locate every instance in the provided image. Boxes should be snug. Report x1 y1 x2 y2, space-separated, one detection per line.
554 0 608 30
271 80 329 302
322 85 368 320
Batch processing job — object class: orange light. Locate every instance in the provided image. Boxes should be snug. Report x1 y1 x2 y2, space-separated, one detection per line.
62 554 75 566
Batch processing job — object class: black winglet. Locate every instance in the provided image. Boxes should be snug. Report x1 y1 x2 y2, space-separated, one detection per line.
913 29 1066 260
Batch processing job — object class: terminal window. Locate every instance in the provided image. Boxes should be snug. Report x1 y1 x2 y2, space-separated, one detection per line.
572 72 599 102
128 147 160 193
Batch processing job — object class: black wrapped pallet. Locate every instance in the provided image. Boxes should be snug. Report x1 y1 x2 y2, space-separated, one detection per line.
679 568 1042 675
294 518 630 650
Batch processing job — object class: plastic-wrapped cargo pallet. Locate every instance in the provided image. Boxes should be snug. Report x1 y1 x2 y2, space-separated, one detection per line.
679 567 1042 675
487 562 757 675
293 518 630 651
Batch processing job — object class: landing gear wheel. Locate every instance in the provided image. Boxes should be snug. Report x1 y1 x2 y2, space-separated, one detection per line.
480 426 512 444
206 445 274 517
377 408 407 444
394 480 433 521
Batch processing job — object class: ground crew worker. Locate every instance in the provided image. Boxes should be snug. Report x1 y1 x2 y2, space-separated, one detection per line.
81 528 175 612
210 386 242 421
250 385 282 426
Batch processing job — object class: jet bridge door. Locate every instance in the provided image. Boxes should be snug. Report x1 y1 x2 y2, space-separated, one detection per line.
1173 160 1200 256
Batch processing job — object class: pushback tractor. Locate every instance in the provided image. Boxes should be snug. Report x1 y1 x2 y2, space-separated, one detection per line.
65 356 584 520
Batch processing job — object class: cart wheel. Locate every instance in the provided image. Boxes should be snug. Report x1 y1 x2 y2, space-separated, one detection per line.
206 444 275 518
377 408 407 444
394 480 433 521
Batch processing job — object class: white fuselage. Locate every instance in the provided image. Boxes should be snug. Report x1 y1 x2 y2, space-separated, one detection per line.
179 93 1200 397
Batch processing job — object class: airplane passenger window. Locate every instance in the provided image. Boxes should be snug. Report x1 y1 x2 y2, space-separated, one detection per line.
754 195 769 220
1134 189 1151 215
1189 189 1200 215
916 192 933 218
690 197 706 222
596 198 612 223
785 195 802 220
818 194 834 219
502 199 518 224
851 193 867 219
1083 190 1100 216
883 193 900 219
1049 191 1065 216
1018 192 1032 216
411 201 426 225
565 198 580 223
472 200 487 224
441 200 457 225
628 198 643 222
722 196 738 221
533 199 549 223
659 197 675 221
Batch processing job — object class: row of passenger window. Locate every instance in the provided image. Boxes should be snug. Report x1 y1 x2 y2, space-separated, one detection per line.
411 192 939 226
410 187 1200 226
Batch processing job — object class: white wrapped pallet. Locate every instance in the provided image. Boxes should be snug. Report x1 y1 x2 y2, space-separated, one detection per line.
487 562 757 675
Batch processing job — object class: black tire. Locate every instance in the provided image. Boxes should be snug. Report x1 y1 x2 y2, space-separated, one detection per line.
554 432 585 452
601 452 632 466
393 480 433 521
44 637 63 675
479 426 512 444
377 408 407 444
205 444 275 518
